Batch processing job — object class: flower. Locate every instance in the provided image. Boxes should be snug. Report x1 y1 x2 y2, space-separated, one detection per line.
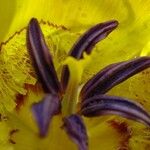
1 1 150 150
26 17 150 150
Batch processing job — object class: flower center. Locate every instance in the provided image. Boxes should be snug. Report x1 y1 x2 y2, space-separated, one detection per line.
61 55 91 116
2 17 150 150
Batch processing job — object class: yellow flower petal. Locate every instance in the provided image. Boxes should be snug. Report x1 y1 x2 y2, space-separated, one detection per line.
1 0 150 150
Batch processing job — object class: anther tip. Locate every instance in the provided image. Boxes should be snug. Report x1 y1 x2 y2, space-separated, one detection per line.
108 20 119 28
29 18 38 24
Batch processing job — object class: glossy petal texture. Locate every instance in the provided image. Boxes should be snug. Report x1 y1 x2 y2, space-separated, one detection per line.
81 57 150 99
61 20 118 91
27 18 61 94
81 95 150 126
63 115 88 150
32 94 60 137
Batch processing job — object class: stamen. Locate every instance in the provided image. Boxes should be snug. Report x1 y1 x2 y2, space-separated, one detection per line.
27 18 61 95
32 94 60 137
80 62 122 98
80 57 150 99
69 20 118 58
63 114 88 150
61 20 118 91
80 95 150 126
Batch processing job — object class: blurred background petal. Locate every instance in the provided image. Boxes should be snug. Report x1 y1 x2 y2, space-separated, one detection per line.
1 0 150 42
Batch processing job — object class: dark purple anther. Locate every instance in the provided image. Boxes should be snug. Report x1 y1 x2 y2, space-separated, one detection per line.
63 115 88 150
32 94 60 137
69 20 118 58
27 18 61 95
81 57 150 99
80 62 122 98
61 20 119 91
81 95 150 126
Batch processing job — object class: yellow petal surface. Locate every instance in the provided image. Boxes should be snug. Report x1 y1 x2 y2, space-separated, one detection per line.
1 0 150 150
